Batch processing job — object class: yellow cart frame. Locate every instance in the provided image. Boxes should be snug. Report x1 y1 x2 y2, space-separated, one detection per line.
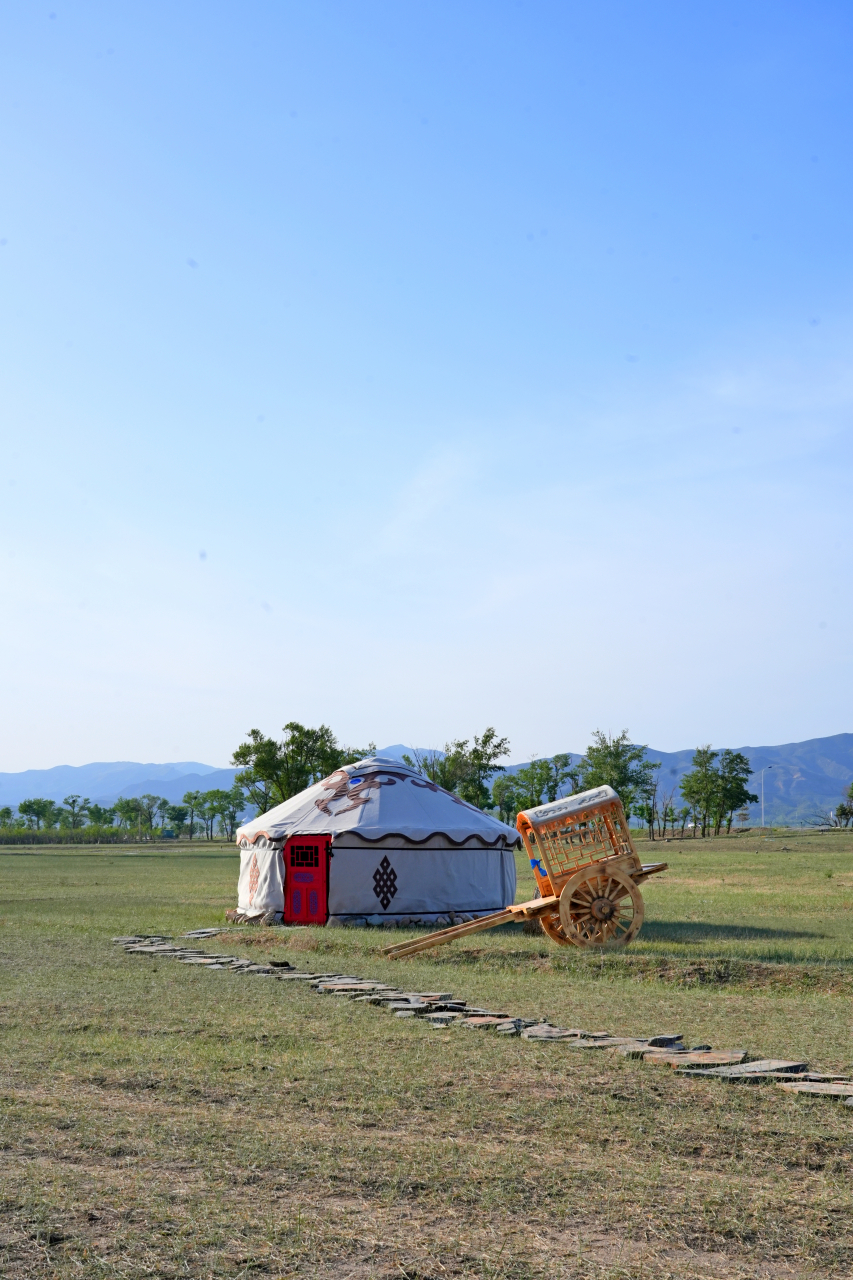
382 786 666 960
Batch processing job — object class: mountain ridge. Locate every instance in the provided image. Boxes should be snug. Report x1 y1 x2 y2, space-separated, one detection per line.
1 734 851 823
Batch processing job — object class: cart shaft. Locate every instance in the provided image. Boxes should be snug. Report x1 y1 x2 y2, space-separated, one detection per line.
381 895 559 959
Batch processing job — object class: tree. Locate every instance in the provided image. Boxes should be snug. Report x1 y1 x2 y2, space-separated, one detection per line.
402 744 470 794
457 728 511 809
182 790 203 839
679 746 719 838
491 774 522 824
193 788 244 840
512 758 554 811
0 806 12 828
545 754 578 802
18 799 40 830
165 804 189 835
715 750 758 834
87 804 116 827
576 730 659 819
61 795 90 830
137 794 163 833
114 798 140 831
835 783 853 828
18 798 58 830
196 793 219 840
209 786 246 840
232 722 373 812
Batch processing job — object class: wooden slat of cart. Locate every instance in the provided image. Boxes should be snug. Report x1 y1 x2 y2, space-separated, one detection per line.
381 895 559 959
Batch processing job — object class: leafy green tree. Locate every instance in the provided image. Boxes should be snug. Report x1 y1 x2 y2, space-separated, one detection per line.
61 795 90 830
18 800 39 829
456 728 510 809
211 786 246 840
402 742 471 794
232 723 373 812
86 804 116 827
137 794 163 833
165 804 189 834
545 753 578 802
489 752 578 825
196 793 218 840
193 789 244 840
679 746 719 838
18 798 59 830
114 797 141 833
634 801 656 842
835 783 853 828
182 790 203 839
491 773 522 824
576 730 659 819
714 750 758 834
512 758 554 811
0 806 13 828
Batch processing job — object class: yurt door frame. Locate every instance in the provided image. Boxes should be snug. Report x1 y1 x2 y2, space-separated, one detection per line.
283 836 331 925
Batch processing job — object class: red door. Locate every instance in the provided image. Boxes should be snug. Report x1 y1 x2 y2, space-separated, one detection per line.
283 836 330 925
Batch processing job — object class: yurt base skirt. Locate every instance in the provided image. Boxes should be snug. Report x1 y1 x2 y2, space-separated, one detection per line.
225 909 493 928
328 910 492 928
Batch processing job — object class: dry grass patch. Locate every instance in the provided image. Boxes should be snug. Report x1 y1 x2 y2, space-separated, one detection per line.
2 841 853 1277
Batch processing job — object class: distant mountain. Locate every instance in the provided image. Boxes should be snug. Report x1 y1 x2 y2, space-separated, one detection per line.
2 735 850 824
94 769 239 807
0 761 227 808
380 735 853 825
636 735 853 825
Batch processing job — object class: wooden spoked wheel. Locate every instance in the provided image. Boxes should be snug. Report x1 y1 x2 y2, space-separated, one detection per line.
557 866 644 947
524 886 572 945
537 903 572 946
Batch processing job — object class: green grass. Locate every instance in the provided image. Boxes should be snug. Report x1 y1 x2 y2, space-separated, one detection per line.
2 834 853 1278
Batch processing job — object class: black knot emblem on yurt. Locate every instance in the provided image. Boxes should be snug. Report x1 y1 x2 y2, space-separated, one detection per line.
372 855 398 910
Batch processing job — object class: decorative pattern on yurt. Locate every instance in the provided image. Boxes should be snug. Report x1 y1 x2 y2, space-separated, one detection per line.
233 756 519 926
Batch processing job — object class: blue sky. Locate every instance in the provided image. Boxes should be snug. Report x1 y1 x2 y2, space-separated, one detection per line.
1 0 851 770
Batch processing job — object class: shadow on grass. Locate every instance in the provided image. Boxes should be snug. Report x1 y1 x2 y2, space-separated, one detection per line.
640 920 825 941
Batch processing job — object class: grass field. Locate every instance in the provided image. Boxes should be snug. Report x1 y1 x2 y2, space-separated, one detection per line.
2 831 853 1278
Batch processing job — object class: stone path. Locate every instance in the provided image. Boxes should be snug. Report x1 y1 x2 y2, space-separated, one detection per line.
112 935 853 1104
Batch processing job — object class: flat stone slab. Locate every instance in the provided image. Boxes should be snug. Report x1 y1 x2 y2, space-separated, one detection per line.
564 1036 643 1050
522 1026 587 1041
644 1050 747 1067
460 1016 511 1028
776 1081 853 1097
318 983 395 993
495 1019 540 1035
678 1059 808 1079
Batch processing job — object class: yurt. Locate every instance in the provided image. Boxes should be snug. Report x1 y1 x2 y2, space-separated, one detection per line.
233 756 520 926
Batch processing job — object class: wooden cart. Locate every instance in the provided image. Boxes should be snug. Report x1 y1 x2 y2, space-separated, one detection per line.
382 785 666 960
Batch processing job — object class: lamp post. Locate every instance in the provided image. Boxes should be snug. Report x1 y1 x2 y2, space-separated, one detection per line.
760 765 773 829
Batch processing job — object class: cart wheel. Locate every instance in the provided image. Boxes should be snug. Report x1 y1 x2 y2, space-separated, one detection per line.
557 866 644 947
523 886 573 944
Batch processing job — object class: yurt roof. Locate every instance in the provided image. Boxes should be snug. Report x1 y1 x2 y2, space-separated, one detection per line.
236 756 522 847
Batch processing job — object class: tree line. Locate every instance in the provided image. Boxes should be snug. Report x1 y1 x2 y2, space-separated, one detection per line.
229 722 761 838
0 722 764 842
0 786 247 840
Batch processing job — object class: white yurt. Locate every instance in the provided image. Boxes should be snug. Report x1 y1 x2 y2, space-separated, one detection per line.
233 756 520 926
